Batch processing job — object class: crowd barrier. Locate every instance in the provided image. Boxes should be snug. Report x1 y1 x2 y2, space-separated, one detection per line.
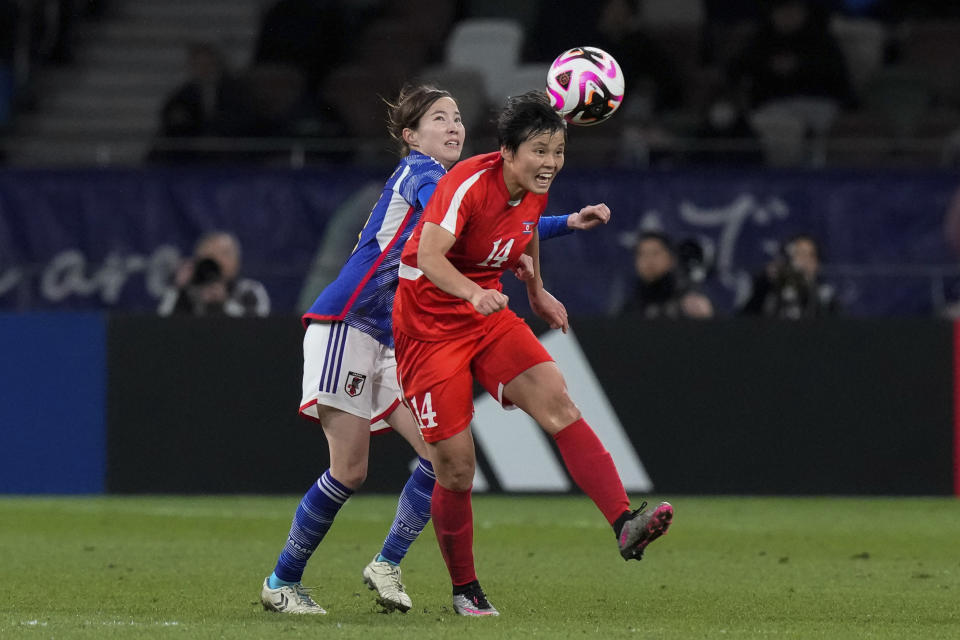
2 313 956 496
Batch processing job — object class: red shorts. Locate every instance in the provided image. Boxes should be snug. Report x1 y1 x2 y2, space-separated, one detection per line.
394 310 552 443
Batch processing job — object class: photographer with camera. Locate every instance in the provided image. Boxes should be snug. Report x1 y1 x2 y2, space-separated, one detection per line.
620 231 714 319
157 230 270 317
739 233 838 319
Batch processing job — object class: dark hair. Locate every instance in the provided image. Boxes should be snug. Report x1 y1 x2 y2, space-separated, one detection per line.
496 90 567 153
783 233 820 260
636 231 674 254
385 84 454 155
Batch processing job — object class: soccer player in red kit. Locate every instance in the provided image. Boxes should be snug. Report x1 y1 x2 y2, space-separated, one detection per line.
393 91 674 616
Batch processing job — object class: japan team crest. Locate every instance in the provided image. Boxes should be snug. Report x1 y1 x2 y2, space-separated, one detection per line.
344 371 366 397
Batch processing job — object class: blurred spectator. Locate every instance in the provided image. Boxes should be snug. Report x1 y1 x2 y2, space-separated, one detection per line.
525 0 682 115
739 234 839 319
157 231 270 317
594 0 684 115
149 42 245 162
238 63 340 140
620 231 714 319
253 0 372 93
160 43 241 136
727 0 856 111
700 0 762 69
688 86 764 165
522 0 589 63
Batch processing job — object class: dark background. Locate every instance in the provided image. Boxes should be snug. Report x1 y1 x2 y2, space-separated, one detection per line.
101 315 955 495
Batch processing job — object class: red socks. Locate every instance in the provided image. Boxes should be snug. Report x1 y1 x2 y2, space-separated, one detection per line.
431 419 627 587
431 482 477 587
553 418 630 524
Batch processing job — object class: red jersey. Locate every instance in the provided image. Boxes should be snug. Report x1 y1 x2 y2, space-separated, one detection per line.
394 152 548 340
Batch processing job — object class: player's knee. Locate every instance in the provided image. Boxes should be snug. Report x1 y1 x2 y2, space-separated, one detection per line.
539 392 581 434
332 461 368 490
439 460 474 491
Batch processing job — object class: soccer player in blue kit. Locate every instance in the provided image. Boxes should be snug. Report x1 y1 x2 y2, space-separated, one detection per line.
259 85 611 615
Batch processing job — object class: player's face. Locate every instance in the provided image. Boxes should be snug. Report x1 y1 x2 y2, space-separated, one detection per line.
406 97 464 170
501 130 565 199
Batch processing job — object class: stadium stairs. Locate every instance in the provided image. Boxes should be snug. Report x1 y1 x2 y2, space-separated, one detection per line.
6 0 261 167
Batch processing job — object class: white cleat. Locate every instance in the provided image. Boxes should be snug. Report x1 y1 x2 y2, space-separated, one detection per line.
260 577 326 614
452 582 499 616
362 555 412 612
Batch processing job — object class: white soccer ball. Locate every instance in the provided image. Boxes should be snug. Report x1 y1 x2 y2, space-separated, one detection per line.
546 46 625 126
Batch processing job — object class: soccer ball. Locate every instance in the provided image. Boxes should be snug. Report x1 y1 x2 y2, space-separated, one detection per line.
546 46 624 126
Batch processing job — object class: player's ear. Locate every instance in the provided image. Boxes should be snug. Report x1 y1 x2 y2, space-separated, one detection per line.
500 145 513 162
402 127 418 147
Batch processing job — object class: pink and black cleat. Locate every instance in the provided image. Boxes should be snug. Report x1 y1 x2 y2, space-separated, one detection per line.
618 501 673 561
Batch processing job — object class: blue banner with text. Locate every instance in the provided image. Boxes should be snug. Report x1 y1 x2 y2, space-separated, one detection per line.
2 167 959 316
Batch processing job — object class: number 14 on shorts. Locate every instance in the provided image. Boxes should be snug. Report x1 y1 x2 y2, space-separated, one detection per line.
410 393 438 429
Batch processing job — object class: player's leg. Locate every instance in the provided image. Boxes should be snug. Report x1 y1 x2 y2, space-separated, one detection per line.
383 407 435 570
261 406 369 614
427 428 497 616
361 402 430 612
502 360 631 518
371 352 434 567
261 322 375 614
393 329 498 615
492 328 673 560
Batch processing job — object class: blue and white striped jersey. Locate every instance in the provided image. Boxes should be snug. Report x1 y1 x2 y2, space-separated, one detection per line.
303 151 446 347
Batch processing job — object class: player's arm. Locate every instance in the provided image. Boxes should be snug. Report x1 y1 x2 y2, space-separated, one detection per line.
524 232 569 333
416 183 436 209
418 221 508 316
538 203 612 240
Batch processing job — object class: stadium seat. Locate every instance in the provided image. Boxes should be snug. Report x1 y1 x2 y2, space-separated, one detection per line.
701 19 758 70
899 19 960 108
639 0 705 27
645 25 703 108
829 16 887 97
415 64 489 137
464 0 540 27
824 109 888 166
749 105 807 166
358 19 433 95
752 97 839 166
863 66 931 138
444 18 524 104
493 63 548 105
382 0 455 57
321 64 393 162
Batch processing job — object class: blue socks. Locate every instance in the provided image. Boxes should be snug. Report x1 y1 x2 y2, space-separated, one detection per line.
272 470 353 583
267 572 296 589
269 460 434 582
378 457 436 565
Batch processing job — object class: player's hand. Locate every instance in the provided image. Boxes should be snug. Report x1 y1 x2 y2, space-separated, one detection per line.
511 254 535 282
471 288 509 316
529 287 568 333
568 203 611 230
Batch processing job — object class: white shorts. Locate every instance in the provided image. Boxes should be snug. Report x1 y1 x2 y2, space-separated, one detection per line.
299 321 401 432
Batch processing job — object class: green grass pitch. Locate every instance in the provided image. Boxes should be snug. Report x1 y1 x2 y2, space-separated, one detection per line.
2 495 958 639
